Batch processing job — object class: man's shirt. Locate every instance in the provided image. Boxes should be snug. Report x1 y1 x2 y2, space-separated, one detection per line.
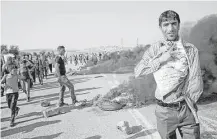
153 39 189 103
1 74 19 94
134 38 203 123
55 55 66 76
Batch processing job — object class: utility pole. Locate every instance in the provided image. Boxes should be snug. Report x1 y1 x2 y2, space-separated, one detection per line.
121 38 123 47
137 38 139 47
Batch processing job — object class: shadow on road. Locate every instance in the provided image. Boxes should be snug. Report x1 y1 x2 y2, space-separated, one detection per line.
23 132 63 139
85 135 102 139
1 120 61 138
47 101 94 118
31 76 92 92
198 93 217 105
1 112 42 122
15 116 44 125
1 97 96 123
126 129 158 139
1 76 92 105
131 125 143 134
1 87 101 109
1 127 7 130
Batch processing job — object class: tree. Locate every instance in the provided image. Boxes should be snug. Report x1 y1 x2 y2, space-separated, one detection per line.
8 45 19 56
1 45 8 54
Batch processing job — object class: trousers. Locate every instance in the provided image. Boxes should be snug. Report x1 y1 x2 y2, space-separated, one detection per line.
155 101 200 139
6 92 19 118
58 75 76 104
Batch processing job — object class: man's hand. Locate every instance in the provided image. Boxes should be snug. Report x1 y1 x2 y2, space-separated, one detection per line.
159 46 175 64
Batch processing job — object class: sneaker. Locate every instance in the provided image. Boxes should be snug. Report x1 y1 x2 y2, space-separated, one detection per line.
15 107 20 117
10 118 15 127
10 122 15 127
58 103 69 107
26 97 30 102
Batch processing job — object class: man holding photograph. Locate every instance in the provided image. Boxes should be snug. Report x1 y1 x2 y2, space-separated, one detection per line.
135 10 203 139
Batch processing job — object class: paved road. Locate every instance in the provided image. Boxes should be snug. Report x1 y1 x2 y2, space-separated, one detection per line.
1 74 159 139
1 73 217 139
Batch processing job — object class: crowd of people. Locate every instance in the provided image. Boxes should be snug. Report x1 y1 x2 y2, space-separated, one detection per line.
68 52 105 66
0 49 106 127
0 52 55 126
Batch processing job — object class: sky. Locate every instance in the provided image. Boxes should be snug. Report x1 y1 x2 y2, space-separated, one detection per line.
1 1 217 51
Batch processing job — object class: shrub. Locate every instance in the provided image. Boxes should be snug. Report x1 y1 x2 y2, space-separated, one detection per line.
81 45 149 75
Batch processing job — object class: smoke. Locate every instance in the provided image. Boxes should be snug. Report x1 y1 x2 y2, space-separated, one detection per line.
181 14 217 93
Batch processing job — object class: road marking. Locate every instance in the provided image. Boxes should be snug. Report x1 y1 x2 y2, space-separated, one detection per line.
128 109 161 139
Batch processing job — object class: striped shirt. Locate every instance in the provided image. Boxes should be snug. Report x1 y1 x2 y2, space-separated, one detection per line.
153 39 189 103
134 38 203 123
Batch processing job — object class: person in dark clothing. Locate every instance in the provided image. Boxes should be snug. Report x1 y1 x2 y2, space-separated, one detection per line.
74 55 78 66
20 56 33 102
48 55 53 73
79 54 82 64
55 46 77 107
1 56 5 96
99 53 102 60
27 55 35 88
34 55 43 85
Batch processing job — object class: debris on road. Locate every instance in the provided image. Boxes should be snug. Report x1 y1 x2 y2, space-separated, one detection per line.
112 94 133 105
40 100 51 107
75 99 87 107
117 121 133 135
98 100 123 111
91 94 102 106
42 105 72 118
42 99 91 118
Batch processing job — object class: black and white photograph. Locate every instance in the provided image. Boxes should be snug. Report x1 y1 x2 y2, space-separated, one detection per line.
1 1 217 139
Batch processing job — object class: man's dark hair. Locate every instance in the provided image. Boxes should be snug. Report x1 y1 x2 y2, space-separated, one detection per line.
57 46 65 51
159 10 180 26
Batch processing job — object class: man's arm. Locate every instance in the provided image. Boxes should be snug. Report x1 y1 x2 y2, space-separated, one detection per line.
1 64 7 77
1 75 6 84
134 43 161 78
186 48 203 103
55 63 61 77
